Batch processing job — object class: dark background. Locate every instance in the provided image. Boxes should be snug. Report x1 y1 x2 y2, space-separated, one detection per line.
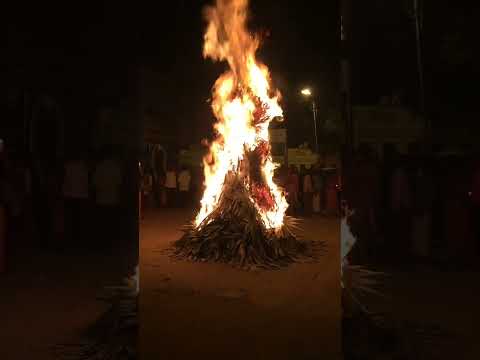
6 0 339 149
350 0 478 123
6 0 479 148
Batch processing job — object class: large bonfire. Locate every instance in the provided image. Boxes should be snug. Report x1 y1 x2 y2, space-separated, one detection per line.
172 0 317 269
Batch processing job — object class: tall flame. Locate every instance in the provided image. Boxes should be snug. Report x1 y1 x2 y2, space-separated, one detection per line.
195 0 288 229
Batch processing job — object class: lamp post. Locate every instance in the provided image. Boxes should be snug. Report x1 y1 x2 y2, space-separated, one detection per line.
301 88 318 153
412 0 430 151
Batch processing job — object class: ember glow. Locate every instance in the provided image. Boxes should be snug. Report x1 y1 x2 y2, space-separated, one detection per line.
195 0 288 230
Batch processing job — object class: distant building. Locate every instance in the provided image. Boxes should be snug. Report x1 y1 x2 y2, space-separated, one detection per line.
4 89 27 157
269 127 287 165
352 104 480 157
352 105 423 158
432 115 480 154
138 66 180 167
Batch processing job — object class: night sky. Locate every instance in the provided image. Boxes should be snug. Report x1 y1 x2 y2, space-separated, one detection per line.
6 0 478 147
7 1 338 147
351 0 478 123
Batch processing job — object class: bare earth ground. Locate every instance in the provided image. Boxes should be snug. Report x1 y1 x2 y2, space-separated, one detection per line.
3 208 477 359
0 240 134 360
139 209 342 360
363 262 480 359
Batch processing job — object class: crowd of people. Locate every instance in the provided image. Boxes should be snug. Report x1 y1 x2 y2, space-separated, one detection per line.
138 160 341 219
343 144 480 266
280 163 340 217
5 139 479 274
0 144 135 273
139 164 195 217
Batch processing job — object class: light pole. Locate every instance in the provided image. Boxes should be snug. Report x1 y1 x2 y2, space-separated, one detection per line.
412 0 429 149
413 0 424 115
301 88 318 153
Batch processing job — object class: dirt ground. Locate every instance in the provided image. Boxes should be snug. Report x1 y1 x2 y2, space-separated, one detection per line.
363 262 480 359
139 209 342 360
0 241 134 360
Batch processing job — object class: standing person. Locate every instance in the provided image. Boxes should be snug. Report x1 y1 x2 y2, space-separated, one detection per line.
143 166 153 211
280 165 289 189
32 161 61 250
138 162 143 220
470 160 480 255
50 167 64 249
286 165 300 215
344 145 380 264
178 167 192 208
0 165 7 273
0 203 6 274
17 157 33 247
190 166 202 206
312 164 322 214
303 167 314 217
31 160 49 249
0 140 5 168
196 166 205 207
92 149 123 250
30 95 61 250
445 162 472 261
325 168 340 216
390 157 413 263
336 161 343 215
298 165 306 213
273 164 286 189
164 166 177 208
62 153 89 249
1 160 21 248
320 166 328 215
159 169 167 208
379 146 396 248
411 164 434 260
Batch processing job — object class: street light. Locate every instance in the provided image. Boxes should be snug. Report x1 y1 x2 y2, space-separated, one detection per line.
301 88 312 96
300 88 318 153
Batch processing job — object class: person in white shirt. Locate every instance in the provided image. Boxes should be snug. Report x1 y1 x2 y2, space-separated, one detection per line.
164 166 177 208
177 167 191 208
92 149 123 250
63 153 90 247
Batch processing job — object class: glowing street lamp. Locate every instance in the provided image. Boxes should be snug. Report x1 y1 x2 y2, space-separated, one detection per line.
301 88 312 96
300 88 318 153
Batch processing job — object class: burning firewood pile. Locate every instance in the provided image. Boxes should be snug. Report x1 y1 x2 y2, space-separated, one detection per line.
168 0 327 269
172 174 323 269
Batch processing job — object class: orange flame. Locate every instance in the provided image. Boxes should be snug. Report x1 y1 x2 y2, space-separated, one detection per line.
195 0 288 229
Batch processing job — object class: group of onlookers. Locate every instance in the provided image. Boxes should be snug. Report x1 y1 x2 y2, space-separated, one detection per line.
0 144 132 273
138 159 341 219
139 164 195 217
279 163 340 217
343 144 480 266
1 144 32 273
62 148 126 251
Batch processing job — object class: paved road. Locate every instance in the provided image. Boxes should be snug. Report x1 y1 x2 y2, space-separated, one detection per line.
139 209 342 360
